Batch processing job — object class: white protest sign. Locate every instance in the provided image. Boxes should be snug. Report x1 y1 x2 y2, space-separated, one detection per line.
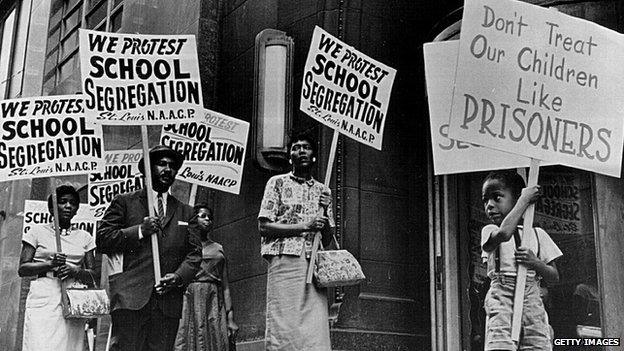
79 29 203 125
23 200 96 236
300 26 396 150
448 0 624 177
424 41 554 175
88 150 144 219
0 95 104 180
160 109 249 194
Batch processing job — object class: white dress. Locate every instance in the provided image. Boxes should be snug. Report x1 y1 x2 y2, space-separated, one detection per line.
21 224 96 351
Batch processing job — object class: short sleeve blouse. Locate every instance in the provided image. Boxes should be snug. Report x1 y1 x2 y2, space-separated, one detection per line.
258 172 335 257
22 224 96 266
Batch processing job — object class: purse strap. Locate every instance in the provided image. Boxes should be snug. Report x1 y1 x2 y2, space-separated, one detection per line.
318 233 340 251
316 204 340 251
306 204 332 284
85 270 98 288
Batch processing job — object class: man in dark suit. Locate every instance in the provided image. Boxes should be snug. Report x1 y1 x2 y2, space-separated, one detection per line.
97 145 202 351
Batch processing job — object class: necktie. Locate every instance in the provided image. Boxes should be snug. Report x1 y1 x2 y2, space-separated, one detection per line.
157 193 165 228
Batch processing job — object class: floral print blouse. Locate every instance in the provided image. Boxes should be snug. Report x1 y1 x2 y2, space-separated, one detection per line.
258 172 335 257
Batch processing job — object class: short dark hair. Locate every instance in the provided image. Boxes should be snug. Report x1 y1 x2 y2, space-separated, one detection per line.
483 170 526 199
47 185 80 213
287 132 317 156
193 202 213 219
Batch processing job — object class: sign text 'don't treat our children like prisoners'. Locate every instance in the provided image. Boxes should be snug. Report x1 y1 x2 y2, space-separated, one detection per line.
424 40 555 175
448 0 624 177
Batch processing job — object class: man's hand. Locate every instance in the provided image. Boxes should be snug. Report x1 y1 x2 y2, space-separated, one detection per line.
155 273 180 294
141 216 162 237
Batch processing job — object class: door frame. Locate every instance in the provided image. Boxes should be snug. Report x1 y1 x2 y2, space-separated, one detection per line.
428 171 462 351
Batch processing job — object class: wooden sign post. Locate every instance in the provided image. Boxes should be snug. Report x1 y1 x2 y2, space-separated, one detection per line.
306 131 339 284
511 158 540 342
51 193 71 314
140 126 162 281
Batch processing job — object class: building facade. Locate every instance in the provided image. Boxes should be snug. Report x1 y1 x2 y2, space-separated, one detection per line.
1 0 623 350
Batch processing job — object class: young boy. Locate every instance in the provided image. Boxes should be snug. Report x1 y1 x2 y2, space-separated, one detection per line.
481 170 562 350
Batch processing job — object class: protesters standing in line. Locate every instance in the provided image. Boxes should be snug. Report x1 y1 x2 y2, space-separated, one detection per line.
97 145 202 351
258 133 334 351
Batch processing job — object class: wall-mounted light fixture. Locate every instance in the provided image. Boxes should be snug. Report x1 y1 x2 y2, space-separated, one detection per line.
252 29 294 171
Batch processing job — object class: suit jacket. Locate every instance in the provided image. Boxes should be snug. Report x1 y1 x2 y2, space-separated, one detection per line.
96 189 202 318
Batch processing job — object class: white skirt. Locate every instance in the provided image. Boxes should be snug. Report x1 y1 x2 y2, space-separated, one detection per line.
265 251 331 351
22 277 86 351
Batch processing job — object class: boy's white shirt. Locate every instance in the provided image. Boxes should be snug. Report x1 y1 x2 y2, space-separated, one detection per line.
481 224 563 279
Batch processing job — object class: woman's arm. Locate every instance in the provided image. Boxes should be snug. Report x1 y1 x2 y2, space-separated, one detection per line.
18 242 65 277
258 218 309 238
320 225 335 248
258 216 328 239
57 249 96 283
222 257 238 336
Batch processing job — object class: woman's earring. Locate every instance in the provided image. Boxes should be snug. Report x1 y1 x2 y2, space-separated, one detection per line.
288 159 292 165
312 157 317 162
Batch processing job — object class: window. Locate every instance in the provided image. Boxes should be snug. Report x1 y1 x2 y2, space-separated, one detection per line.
87 0 107 29
0 7 17 98
43 0 123 94
85 0 123 32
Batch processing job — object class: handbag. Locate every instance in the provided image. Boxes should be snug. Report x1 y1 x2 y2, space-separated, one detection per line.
313 235 366 288
63 271 110 319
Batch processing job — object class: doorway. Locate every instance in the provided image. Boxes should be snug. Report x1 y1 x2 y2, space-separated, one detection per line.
431 166 604 350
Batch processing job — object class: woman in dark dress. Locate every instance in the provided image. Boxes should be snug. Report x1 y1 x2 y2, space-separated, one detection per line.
174 204 238 351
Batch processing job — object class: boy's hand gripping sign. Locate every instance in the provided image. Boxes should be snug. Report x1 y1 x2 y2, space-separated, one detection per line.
448 0 624 177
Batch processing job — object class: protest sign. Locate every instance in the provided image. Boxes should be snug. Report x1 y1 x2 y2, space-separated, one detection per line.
88 150 144 219
79 29 203 125
534 170 583 236
448 0 624 177
23 200 96 236
160 109 249 194
424 40 551 175
0 95 104 181
300 26 396 150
